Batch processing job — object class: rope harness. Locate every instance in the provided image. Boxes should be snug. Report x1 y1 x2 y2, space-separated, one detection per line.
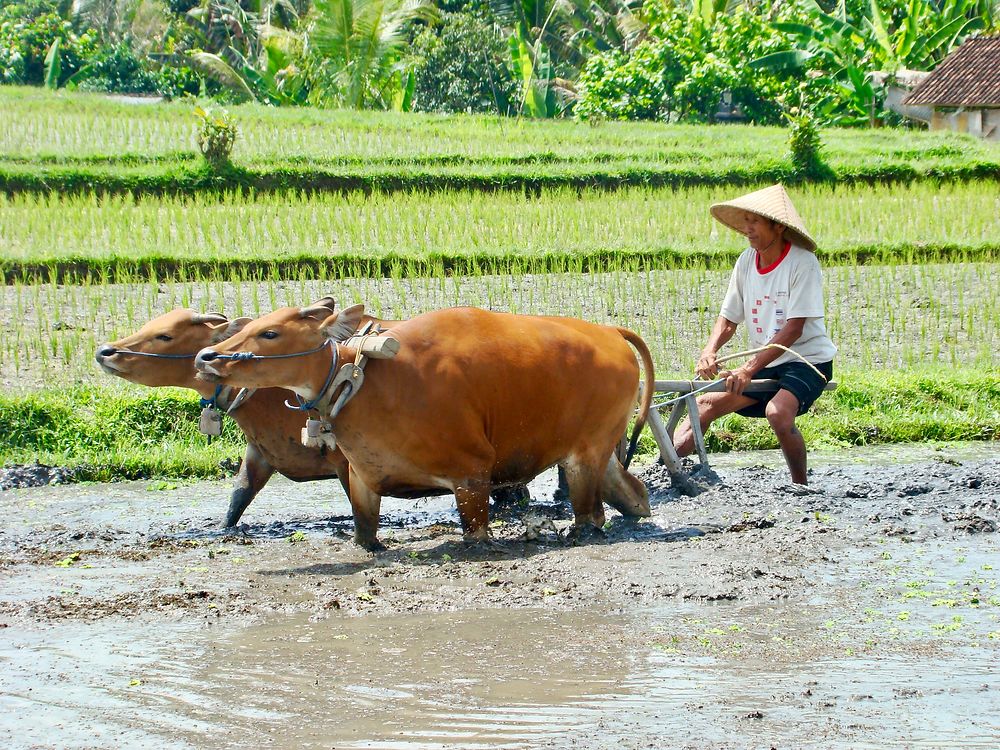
211 328 381 452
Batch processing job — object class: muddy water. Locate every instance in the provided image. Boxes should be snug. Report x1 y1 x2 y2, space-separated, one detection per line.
2 443 999 749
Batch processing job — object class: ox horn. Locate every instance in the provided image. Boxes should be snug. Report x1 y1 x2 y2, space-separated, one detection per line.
212 317 252 343
300 298 338 320
193 312 228 324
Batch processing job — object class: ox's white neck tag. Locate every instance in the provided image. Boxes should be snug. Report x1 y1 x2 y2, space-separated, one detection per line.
199 407 223 436
301 418 337 451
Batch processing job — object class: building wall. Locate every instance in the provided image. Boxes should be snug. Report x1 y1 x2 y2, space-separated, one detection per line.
984 109 1000 141
930 107 1000 140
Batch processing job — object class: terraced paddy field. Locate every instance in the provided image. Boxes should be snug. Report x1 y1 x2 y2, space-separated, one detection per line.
0 183 996 280
3 87 999 195
1 87 1000 750
0 87 997 474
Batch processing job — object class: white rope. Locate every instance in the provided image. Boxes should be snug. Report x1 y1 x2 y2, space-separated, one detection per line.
714 343 829 382
651 343 828 411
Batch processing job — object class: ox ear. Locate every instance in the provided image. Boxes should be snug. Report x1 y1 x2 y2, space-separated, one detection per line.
212 317 252 343
321 303 365 342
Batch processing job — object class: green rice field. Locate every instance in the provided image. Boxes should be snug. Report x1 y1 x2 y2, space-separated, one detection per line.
1 88 998 476
2 264 996 393
2 87 998 184
1 182 996 267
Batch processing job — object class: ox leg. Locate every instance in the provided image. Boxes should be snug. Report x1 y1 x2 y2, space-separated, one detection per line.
348 465 384 552
455 479 492 543
327 447 353 500
562 459 605 540
224 443 275 528
601 455 651 518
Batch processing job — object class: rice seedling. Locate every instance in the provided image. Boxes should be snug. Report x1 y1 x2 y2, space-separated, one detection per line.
0 263 995 392
2 87 996 175
0 182 995 270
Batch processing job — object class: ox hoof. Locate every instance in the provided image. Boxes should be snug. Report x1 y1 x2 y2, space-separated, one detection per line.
566 524 607 545
356 537 386 553
221 524 251 541
463 536 505 553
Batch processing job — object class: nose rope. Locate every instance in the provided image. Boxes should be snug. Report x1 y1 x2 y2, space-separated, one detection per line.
103 348 197 360
211 339 332 362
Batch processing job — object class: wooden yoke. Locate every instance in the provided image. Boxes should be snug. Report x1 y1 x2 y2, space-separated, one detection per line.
345 334 400 360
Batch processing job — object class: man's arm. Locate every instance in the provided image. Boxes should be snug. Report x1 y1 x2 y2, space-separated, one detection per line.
722 318 806 396
696 316 739 379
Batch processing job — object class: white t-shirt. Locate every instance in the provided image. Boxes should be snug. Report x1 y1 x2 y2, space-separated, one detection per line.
720 244 837 366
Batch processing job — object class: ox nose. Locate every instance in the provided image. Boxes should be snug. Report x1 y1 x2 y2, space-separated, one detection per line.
96 344 116 359
195 348 219 368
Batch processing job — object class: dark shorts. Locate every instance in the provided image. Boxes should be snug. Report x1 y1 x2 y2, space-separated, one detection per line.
736 360 834 418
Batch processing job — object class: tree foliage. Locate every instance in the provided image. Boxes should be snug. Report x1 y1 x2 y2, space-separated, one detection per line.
409 6 518 114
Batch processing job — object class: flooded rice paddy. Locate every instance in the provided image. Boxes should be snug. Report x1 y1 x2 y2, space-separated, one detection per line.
2 442 998 749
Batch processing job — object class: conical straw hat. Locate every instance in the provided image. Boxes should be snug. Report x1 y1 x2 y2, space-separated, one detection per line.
710 184 816 252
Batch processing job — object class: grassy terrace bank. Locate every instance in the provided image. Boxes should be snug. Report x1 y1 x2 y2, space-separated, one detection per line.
1 369 997 481
1 183 996 283
2 88 999 195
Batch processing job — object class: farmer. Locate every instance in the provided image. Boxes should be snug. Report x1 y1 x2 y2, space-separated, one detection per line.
674 184 837 485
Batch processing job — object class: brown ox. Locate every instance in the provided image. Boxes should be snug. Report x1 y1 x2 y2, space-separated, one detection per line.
95 300 396 536
194 305 654 544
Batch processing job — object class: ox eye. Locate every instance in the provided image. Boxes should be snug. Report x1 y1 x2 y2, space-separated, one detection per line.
260 330 279 340
155 334 173 341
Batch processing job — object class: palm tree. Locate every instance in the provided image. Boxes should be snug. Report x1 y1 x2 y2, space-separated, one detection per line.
308 0 438 109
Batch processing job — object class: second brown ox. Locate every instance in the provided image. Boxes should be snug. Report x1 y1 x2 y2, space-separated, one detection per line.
194 305 654 544
95 298 395 533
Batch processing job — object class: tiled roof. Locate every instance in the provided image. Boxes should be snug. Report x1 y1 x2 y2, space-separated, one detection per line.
903 36 1000 107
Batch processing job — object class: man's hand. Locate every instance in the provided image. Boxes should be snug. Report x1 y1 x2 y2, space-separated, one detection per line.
696 351 719 380
721 366 753 396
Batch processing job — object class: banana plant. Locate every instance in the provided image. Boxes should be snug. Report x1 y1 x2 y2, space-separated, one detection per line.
43 38 61 89
750 0 989 124
189 31 309 105
509 31 558 117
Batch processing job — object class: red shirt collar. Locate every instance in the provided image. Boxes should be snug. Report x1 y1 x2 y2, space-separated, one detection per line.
755 240 792 274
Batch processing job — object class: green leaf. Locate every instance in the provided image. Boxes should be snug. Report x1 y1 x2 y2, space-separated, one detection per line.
868 0 894 60
44 38 61 90
749 49 815 71
188 52 256 100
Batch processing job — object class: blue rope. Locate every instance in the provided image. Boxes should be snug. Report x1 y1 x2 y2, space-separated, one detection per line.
106 348 196 360
199 384 224 410
285 345 340 412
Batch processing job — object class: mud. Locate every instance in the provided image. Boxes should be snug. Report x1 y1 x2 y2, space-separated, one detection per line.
1 442 999 749
0 462 90 491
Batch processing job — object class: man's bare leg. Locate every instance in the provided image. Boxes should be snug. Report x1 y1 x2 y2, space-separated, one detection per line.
766 389 808 485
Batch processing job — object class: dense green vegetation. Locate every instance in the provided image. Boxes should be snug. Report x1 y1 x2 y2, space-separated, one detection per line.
2 0 997 126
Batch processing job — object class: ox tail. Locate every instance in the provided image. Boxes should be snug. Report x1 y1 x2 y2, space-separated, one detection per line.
617 327 655 472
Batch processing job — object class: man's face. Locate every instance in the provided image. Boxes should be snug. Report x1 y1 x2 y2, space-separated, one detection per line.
743 212 783 252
